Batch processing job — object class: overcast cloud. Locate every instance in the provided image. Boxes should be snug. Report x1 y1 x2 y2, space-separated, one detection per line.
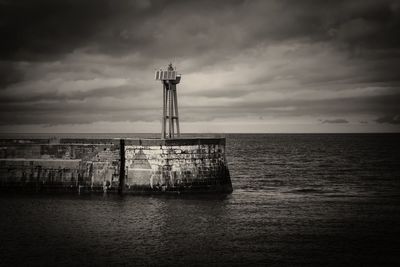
1 0 399 133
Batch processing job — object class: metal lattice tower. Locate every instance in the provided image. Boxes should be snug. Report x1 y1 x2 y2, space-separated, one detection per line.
155 64 181 139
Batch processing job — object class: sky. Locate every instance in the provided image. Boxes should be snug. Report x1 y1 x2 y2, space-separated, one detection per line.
1 0 400 133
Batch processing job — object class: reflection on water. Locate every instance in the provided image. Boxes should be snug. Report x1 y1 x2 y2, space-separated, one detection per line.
1 134 400 266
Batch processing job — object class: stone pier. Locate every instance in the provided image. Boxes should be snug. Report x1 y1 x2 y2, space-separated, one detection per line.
0 138 232 194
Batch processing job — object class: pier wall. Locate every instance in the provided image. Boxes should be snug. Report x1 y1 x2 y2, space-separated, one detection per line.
123 138 232 193
0 139 121 193
0 138 232 194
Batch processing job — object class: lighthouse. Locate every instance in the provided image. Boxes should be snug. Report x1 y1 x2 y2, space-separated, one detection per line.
155 63 181 139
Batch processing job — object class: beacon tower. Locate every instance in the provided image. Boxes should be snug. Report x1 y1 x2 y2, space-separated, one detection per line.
155 64 181 139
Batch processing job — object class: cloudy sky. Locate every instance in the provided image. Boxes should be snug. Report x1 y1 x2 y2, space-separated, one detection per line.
1 0 399 133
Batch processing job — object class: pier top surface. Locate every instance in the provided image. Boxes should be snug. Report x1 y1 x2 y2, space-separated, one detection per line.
0 137 226 146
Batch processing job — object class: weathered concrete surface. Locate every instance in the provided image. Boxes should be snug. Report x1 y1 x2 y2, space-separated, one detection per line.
0 138 232 194
0 139 120 193
124 138 232 193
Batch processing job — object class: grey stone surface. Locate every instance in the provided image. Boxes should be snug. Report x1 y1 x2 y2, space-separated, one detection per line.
0 138 232 194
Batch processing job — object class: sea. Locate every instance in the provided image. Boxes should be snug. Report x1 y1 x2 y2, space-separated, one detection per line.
0 133 399 266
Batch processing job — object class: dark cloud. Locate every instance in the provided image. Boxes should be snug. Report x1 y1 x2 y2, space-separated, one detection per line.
0 0 161 60
375 115 400 124
0 61 27 88
0 84 144 103
0 0 400 131
2 0 399 60
321 119 349 124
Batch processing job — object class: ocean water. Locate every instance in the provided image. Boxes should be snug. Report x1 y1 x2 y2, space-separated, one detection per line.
1 134 399 266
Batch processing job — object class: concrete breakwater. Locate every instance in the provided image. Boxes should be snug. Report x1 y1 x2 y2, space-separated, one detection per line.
0 138 232 194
